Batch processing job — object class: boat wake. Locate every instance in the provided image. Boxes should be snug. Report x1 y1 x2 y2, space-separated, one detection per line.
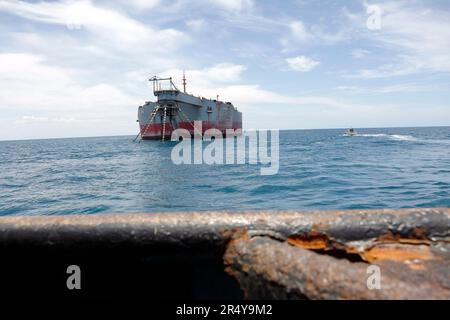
342 133 417 141
358 134 417 141
348 133 450 144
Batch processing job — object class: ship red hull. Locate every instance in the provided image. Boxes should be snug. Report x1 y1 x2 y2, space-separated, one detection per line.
140 121 242 140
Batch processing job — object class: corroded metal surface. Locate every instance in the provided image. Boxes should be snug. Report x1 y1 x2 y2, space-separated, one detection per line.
0 208 449 299
224 236 450 299
0 208 448 249
221 208 450 299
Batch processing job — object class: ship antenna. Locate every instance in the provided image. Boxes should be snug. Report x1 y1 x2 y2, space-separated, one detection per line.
182 71 187 93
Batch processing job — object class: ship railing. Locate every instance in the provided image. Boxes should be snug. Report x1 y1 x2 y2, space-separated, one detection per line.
0 208 449 299
149 76 180 95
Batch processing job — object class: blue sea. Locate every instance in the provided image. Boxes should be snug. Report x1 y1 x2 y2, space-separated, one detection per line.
1 127 449 216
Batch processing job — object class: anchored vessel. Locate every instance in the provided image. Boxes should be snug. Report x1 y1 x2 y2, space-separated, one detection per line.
137 75 242 140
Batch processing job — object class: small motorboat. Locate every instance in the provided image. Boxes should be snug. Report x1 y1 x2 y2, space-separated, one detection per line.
344 128 358 136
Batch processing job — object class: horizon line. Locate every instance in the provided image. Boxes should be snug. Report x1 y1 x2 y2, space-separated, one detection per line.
1 125 449 143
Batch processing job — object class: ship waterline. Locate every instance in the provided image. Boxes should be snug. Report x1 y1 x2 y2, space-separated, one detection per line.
138 76 242 140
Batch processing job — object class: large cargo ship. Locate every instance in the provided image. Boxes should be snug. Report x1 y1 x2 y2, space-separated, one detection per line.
137 75 242 140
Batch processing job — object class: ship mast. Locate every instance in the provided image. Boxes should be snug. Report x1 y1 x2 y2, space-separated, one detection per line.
182 71 187 93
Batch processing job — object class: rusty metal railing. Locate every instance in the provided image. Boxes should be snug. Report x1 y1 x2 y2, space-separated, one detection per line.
0 208 449 299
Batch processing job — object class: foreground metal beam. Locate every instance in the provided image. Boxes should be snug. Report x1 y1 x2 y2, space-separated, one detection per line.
0 208 448 248
0 208 449 299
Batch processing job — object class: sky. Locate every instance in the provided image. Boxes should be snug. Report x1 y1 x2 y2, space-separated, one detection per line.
0 0 449 140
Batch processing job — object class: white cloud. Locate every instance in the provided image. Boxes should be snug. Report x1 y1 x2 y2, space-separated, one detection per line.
0 53 136 110
289 20 310 42
120 0 160 10
0 0 186 51
209 0 254 12
15 116 81 125
189 82 369 108
193 63 247 83
156 64 365 110
309 24 349 45
347 2 450 77
0 53 140 139
0 0 190 102
286 55 320 72
348 55 425 79
186 19 206 31
236 88 345 107
351 49 370 59
335 82 446 94
160 63 247 94
281 19 349 50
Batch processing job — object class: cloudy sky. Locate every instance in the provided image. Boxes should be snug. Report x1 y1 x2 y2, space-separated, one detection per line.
0 0 449 140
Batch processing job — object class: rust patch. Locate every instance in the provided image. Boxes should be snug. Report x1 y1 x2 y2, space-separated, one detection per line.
361 244 434 263
242 264 250 273
358 229 441 268
287 229 440 269
407 263 427 270
287 231 366 262
287 231 329 250
376 228 431 245
224 236 450 300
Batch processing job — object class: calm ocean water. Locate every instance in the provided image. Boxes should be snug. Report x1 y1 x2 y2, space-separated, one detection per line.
1 127 449 216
